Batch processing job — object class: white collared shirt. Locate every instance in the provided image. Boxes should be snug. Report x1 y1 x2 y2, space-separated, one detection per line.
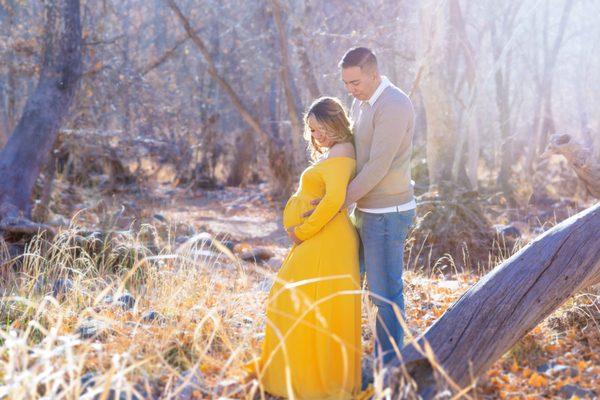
366 76 391 106
356 76 416 214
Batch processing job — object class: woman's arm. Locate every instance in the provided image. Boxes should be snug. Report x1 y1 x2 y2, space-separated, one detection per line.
293 159 354 242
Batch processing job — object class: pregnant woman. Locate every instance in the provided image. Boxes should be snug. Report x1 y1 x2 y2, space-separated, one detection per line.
246 97 363 399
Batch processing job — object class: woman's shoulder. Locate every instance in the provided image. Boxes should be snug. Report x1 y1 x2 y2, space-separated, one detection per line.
327 142 355 159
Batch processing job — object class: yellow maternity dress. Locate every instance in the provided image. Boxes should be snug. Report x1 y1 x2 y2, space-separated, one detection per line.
247 156 362 399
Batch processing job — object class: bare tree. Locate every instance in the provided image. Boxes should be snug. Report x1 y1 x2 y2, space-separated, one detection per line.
271 0 305 171
491 2 523 201
3 0 596 203
291 9 321 101
0 0 18 148
524 0 574 174
120 1 133 133
420 0 480 192
0 0 82 230
166 0 293 198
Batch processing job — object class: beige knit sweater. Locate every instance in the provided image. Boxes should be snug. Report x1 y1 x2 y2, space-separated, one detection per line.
346 84 415 209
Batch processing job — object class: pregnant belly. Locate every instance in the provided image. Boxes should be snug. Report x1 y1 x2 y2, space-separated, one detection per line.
282 195 314 230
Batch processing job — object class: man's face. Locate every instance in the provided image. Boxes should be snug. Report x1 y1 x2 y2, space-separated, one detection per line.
341 66 378 102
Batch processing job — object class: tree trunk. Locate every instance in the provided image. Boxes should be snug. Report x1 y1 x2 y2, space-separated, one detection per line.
0 0 17 148
421 0 476 193
0 92 7 147
391 203 600 397
0 0 82 224
490 1 522 201
525 0 574 175
120 1 132 133
153 0 167 56
465 110 479 189
271 0 305 172
293 36 320 100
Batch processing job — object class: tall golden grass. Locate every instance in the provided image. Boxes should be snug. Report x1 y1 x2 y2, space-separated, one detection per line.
1 211 597 399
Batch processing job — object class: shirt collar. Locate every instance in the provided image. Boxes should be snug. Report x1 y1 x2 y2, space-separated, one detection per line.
366 76 391 106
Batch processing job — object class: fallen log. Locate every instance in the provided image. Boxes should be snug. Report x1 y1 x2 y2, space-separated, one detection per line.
392 203 600 397
0 216 55 237
56 129 182 188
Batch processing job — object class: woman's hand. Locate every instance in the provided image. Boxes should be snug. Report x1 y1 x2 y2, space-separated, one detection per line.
287 227 303 245
301 198 322 218
303 197 352 217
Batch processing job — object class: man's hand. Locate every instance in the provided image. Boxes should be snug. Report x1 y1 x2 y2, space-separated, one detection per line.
287 227 303 245
301 198 321 218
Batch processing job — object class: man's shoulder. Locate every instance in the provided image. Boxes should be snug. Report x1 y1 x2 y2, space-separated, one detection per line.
376 86 413 114
379 85 410 105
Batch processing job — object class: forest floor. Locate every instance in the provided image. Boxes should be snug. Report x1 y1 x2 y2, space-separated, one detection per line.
1 181 598 399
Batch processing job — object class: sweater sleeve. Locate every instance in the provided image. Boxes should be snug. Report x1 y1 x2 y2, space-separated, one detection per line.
294 161 353 241
345 97 413 205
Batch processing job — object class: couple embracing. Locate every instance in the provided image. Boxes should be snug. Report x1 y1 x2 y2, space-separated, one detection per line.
246 46 416 399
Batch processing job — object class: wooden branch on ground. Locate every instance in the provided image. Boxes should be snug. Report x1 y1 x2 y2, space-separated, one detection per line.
56 129 183 187
543 133 600 199
0 216 56 238
391 203 600 397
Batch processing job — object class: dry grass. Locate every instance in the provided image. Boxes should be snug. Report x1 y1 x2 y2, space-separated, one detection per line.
0 209 598 399
0 219 460 399
0 223 275 399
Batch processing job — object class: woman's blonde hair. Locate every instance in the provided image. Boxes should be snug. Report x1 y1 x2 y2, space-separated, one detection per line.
303 97 353 161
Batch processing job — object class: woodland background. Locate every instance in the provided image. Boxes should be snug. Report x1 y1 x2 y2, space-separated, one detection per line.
0 0 599 399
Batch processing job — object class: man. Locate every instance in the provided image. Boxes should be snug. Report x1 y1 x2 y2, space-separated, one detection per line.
309 47 416 370
344 47 416 375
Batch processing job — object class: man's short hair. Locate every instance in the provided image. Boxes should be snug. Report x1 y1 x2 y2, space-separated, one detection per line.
339 47 378 71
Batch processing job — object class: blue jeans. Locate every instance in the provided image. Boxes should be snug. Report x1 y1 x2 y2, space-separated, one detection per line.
355 208 415 366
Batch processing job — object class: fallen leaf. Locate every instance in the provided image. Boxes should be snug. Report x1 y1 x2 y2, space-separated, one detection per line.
528 372 548 387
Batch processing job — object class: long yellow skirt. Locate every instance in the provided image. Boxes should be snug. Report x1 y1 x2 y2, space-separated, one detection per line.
247 214 363 399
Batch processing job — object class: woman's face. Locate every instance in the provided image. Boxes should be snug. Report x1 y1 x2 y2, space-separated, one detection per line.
308 114 334 148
